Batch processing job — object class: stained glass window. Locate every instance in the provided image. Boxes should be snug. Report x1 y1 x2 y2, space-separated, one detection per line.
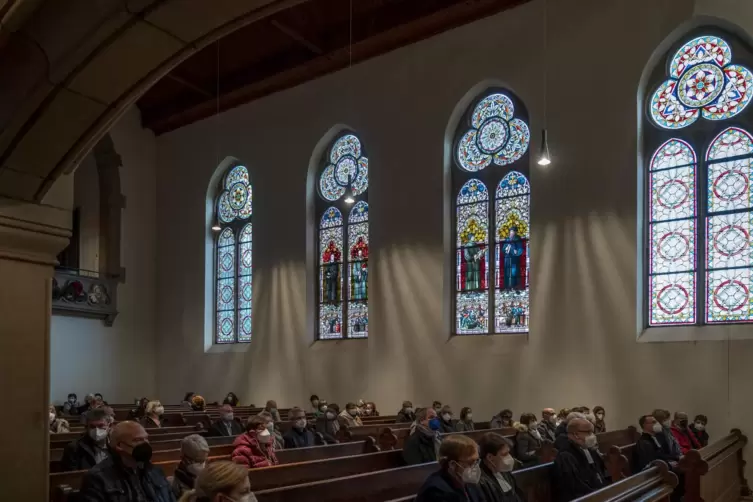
316 133 369 339
453 90 531 335
213 165 253 343
645 31 753 328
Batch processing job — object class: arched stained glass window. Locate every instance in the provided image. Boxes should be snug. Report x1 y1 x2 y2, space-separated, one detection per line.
453 90 531 335
645 30 753 327
213 164 253 343
316 133 369 339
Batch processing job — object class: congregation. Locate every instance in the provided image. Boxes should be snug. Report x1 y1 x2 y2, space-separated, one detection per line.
50 391 711 502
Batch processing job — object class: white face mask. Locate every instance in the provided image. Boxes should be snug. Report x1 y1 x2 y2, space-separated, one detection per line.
455 461 481 484
442 413 452 421
652 423 663 434
596 413 604 421
497 454 515 473
89 427 108 443
222 413 234 422
695 422 706 431
294 419 307 429
320 405 328 412
405 407 414 414
584 434 598 449
257 429 272 443
49 412 56 424
186 462 205 476
466 413 473 421
529 421 538 429
155 406 164 415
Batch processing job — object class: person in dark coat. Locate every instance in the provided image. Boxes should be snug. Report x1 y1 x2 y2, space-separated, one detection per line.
403 408 441 465
127 397 149 421
79 421 175 502
593 406 607 434
315 408 340 444
208 404 244 437
396 401 416 423
438 405 456 434
61 408 111 472
690 414 709 447
223 392 240 407
456 407 475 432
653 409 683 459
416 434 484 502
283 407 316 448
170 434 209 499
140 400 166 429
553 411 586 452
478 432 525 502
537 408 557 442
670 411 702 454
515 413 543 467
633 414 680 471
552 417 608 502
490 409 514 429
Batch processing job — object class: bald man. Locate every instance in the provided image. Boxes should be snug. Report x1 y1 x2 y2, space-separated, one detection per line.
552 418 608 502
538 408 557 442
79 421 176 502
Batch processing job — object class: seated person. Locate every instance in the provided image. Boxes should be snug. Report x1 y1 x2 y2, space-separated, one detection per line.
456 407 475 432
690 414 709 447
223 392 240 407
491 409 514 429
141 400 165 428
338 402 363 427
554 412 586 450
61 408 111 471
181 392 196 408
231 415 279 468
263 400 281 422
190 395 206 411
179 460 258 502
78 394 95 415
633 415 679 471
653 409 682 458
363 401 379 417
94 393 108 406
171 434 209 499
314 399 328 418
79 421 173 502
257 411 284 450
439 405 456 433
552 417 608 502
128 397 149 420
403 408 441 465
63 393 80 415
556 408 570 427
478 433 525 502
50 405 71 433
396 401 416 423
208 404 244 437
432 401 443 413
593 406 607 433
310 395 321 415
416 434 483 502
670 411 701 453
315 406 340 444
515 413 543 467
283 407 315 448
538 408 557 442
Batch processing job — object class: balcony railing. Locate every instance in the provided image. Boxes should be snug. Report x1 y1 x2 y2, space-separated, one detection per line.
52 268 119 326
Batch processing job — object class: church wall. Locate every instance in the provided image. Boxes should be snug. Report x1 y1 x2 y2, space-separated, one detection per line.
154 0 752 462
50 108 157 404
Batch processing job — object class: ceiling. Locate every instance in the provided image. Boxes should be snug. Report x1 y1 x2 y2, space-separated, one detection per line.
136 0 530 135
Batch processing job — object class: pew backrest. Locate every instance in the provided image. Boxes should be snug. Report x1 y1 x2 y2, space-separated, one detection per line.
680 429 750 502
573 461 677 502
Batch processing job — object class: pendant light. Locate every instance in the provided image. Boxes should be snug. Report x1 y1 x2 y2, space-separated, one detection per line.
211 223 222 232
343 0 356 207
344 179 355 204
537 0 552 167
537 129 551 166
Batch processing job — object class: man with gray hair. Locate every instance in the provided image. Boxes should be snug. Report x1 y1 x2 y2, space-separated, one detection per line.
171 434 210 498
208 404 243 437
61 408 111 471
403 407 441 465
552 418 607 502
554 412 586 450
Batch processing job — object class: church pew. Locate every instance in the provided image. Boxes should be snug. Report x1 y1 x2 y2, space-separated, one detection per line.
51 425 199 444
604 443 635 482
573 461 677 502
679 429 751 502
50 429 204 450
337 422 411 443
595 427 640 453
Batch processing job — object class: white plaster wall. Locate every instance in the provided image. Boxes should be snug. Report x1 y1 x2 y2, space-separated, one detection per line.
151 0 752 465
49 108 157 404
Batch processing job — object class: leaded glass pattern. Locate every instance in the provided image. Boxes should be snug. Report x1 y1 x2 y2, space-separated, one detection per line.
214 166 252 343
315 132 369 339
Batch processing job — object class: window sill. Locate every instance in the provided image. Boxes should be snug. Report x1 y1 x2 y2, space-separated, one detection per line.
205 342 252 354
638 324 753 342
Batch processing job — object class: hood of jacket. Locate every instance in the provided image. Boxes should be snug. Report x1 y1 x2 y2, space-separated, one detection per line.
514 422 529 433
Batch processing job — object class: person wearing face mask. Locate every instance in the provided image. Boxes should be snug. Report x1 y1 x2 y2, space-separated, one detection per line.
670 411 701 453
314 399 328 418
491 409 514 429
552 418 607 502
633 414 680 472
78 393 95 415
338 402 364 427
178 460 258 502
363 401 379 417
652 409 682 459
403 408 441 465
141 400 166 429
315 405 340 444
128 397 150 420
63 393 80 415
438 405 456 433
593 406 607 434
455 407 475 432
257 411 285 450
416 434 484 502
172 434 210 499
231 416 279 468
94 393 108 405
263 400 282 423
49 405 71 433
556 408 570 427
310 394 321 414
690 414 709 447
538 408 557 442
397 401 416 423
223 392 240 407
283 407 315 448
61 408 111 471
208 404 244 437
515 413 542 467
432 401 443 413
79 421 174 502
478 433 524 502
554 411 586 449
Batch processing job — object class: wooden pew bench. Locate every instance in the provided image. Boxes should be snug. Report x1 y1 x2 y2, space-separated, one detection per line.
680 429 751 502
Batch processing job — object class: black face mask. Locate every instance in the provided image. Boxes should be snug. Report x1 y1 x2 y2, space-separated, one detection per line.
128 442 153 463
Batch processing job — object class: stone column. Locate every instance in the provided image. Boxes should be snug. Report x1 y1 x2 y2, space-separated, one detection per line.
0 197 70 500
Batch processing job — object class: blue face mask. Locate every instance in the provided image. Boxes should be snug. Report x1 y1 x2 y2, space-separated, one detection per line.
428 417 441 431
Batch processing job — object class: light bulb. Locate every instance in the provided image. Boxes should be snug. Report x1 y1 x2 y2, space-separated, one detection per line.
211 224 222 231
344 195 355 204
537 128 551 166
537 156 551 166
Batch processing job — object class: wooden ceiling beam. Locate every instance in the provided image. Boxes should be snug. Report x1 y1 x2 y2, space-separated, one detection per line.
143 0 531 134
166 73 214 98
270 19 324 55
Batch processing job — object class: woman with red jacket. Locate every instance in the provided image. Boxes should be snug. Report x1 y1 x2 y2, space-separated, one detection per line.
231 415 279 468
